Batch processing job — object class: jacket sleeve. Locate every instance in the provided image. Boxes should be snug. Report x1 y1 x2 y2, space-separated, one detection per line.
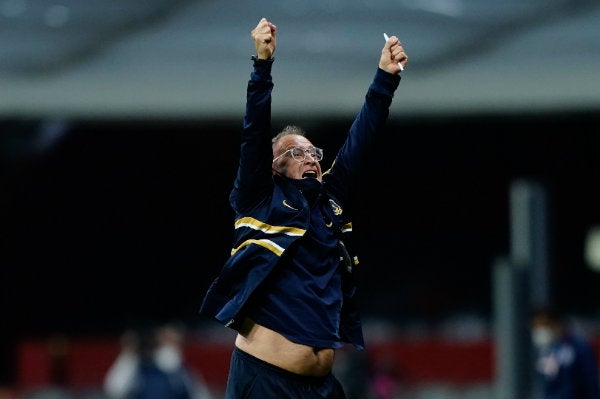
324 68 401 209
230 58 276 213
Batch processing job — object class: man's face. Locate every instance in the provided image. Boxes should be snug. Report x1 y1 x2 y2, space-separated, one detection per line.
531 316 558 348
272 134 323 182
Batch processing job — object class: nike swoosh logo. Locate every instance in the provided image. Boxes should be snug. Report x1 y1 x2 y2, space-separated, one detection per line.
282 200 299 211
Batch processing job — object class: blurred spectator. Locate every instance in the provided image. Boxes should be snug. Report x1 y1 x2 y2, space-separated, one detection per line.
530 306 600 399
104 323 212 399
104 329 140 398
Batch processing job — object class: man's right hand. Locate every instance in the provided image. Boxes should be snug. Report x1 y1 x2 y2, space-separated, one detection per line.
251 17 277 60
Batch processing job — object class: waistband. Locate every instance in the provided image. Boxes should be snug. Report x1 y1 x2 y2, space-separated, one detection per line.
233 346 331 384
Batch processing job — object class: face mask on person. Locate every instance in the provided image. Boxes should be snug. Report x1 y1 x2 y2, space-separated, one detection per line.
532 327 556 349
154 344 182 372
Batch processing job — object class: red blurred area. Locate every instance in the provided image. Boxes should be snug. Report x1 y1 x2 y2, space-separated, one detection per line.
15 335 600 392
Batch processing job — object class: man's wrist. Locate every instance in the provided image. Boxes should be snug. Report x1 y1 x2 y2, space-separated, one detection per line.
250 56 274 79
251 55 274 62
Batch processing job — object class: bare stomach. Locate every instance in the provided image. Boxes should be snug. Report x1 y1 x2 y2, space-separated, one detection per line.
234 317 335 377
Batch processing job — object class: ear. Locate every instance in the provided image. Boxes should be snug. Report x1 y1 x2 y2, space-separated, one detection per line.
272 163 281 176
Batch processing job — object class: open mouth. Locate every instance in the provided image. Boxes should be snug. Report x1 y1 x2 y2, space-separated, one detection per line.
302 170 317 178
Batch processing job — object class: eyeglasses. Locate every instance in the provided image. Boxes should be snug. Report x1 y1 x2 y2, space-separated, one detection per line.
273 146 324 163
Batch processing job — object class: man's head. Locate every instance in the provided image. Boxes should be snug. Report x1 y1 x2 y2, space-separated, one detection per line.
530 306 566 348
272 125 323 182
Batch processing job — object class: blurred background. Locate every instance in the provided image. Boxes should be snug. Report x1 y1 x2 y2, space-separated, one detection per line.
2 0 600 398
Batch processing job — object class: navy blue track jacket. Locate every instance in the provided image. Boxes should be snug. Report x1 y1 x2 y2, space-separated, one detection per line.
199 57 401 350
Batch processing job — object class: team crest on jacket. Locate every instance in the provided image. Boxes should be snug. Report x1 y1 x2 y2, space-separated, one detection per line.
329 199 342 215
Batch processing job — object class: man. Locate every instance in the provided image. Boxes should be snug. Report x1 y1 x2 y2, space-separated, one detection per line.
200 17 407 399
531 306 600 399
104 324 208 399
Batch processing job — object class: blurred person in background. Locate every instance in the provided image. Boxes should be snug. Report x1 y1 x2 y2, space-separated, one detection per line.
199 16 407 399
104 329 140 398
530 306 600 399
104 323 212 399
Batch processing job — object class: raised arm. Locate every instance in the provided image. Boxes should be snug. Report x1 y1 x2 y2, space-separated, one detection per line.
323 35 407 207
230 18 278 212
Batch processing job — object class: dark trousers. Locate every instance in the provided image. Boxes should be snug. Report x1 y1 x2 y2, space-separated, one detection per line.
225 347 347 399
